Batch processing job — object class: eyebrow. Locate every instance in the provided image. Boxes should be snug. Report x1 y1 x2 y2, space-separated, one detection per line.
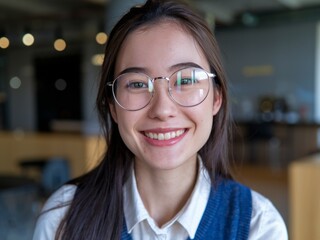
117 62 205 76
118 67 147 76
169 62 204 71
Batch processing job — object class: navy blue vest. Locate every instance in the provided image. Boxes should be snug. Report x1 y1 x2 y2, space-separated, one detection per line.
121 179 252 240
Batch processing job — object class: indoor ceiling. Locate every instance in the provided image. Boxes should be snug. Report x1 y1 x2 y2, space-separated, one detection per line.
191 0 320 24
1 0 320 25
0 0 106 25
1 0 320 47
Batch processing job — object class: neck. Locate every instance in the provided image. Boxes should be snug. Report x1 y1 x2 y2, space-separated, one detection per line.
134 158 198 227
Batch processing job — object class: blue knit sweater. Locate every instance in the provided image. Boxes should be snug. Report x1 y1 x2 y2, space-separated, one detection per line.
121 179 252 240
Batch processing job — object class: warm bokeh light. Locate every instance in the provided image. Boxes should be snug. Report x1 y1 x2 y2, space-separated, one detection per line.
91 54 104 66
95 32 107 45
22 33 35 46
54 38 66 51
0 37 10 49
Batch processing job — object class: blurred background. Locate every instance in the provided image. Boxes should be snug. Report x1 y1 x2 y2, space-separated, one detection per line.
1 0 320 239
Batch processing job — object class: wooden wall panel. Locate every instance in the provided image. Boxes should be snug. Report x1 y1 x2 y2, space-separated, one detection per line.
289 155 320 240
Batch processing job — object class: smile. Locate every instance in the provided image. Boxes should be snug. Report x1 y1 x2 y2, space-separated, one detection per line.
144 129 185 140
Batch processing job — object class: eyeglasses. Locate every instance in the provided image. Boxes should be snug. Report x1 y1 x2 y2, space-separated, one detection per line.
107 67 215 111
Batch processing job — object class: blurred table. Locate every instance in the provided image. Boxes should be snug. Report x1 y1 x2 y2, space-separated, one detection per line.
0 131 105 178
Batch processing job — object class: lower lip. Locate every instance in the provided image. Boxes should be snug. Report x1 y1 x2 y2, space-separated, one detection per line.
143 130 188 146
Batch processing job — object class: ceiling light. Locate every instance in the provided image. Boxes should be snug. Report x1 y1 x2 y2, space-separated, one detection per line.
9 76 22 89
96 32 108 45
22 28 35 46
54 39 67 51
96 22 108 45
53 26 67 51
0 37 10 49
91 53 104 66
0 30 10 49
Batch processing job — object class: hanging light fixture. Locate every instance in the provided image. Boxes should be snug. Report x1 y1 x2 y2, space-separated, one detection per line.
0 29 10 49
53 26 67 52
22 27 35 46
95 22 107 45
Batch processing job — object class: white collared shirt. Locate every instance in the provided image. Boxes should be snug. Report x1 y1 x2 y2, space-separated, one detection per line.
123 159 288 240
123 160 211 240
33 163 288 240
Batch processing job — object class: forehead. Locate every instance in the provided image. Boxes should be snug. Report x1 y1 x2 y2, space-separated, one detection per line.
115 20 209 75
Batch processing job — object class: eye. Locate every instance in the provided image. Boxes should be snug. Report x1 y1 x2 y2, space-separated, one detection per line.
179 77 197 85
175 76 199 87
127 81 148 89
173 69 200 87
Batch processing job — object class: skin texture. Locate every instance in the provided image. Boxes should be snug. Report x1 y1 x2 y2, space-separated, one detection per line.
110 21 222 226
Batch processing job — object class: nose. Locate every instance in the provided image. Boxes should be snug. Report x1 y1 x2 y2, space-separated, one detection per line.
147 79 178 121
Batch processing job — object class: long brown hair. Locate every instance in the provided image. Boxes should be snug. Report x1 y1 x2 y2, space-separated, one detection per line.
56 0 232 239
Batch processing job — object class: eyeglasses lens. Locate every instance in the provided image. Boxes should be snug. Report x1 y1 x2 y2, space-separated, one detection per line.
112 68 210 111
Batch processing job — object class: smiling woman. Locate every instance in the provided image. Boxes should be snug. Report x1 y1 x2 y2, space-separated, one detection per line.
33 1 288 240
109 21 218 173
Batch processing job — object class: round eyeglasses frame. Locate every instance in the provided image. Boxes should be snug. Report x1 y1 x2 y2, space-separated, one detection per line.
107 67 216 111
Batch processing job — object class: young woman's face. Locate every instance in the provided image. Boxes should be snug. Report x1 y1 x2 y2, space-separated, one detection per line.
110 21 222 172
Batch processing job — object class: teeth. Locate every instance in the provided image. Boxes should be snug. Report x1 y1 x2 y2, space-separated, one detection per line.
145 130 185 140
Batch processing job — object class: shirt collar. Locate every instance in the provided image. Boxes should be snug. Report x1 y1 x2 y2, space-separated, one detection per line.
123 166 149 233
123 155 212 238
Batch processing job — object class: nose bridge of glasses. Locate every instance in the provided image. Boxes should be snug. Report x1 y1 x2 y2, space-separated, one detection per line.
152 76 170 83
150 76 170 91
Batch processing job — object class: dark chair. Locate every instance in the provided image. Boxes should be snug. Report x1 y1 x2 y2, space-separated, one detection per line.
246 122 281 169
19 157 70 197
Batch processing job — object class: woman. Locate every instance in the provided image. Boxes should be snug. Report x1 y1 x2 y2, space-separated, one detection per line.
33 0 288 239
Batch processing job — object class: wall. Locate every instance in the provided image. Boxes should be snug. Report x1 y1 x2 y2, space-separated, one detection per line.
0 56 7 129
216 21 317 122
7 49 36 131
3 31 101 133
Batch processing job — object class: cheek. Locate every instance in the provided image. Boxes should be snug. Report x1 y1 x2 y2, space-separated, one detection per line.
115 110 141 144
201 113 214 132
189 101 214 130
194 113 213 148
203 91 216 117
116 117 136 153
116 113 133 135
196 94 215 131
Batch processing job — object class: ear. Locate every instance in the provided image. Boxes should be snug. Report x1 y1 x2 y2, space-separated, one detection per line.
212 89 222 116
109 103 118 123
